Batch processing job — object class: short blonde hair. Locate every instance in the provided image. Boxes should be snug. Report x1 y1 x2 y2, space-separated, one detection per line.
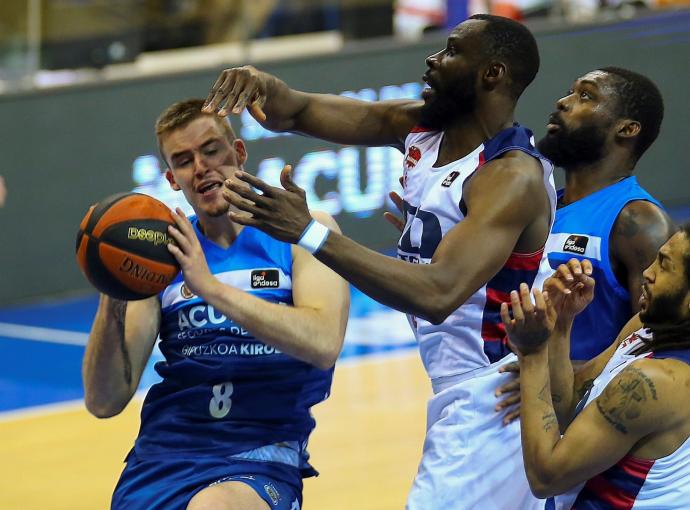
156 98 237 160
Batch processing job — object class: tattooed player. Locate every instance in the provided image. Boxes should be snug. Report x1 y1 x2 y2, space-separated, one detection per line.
504 226 690 509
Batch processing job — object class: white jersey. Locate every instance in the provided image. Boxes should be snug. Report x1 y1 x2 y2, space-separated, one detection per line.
398 125 556 382
557 329 690 510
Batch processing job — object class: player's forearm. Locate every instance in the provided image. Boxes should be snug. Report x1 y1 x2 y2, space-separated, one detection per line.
314 232 467 324
547 320 576 427
83 296 137 417
201 282 346 370
519 350 565 498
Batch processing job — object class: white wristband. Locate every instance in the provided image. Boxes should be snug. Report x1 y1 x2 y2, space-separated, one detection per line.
297 219 330 254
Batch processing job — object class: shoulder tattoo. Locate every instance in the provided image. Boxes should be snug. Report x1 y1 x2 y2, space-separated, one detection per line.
595 365 658 434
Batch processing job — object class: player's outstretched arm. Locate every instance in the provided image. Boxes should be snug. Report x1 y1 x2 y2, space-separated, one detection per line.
167 209 349 369
83 295 160 418
224 152 548 325
203 65 421 149
519 356 675 498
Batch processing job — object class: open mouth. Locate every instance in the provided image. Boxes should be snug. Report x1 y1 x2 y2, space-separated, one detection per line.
198 182 222 194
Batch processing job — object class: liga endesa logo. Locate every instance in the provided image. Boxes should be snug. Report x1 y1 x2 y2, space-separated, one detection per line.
405 146 422 169
563 234 589 254
251 269 280 289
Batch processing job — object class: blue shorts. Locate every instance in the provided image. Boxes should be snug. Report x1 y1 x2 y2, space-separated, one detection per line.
112 450 303 510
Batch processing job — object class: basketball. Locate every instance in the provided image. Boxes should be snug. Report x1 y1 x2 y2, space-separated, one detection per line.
76 192 180 300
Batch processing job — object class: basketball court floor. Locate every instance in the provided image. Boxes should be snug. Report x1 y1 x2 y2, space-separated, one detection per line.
0 288 431 510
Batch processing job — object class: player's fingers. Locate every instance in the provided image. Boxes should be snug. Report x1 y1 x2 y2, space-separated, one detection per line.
581 258 593 275
496 392 521 411
203 71 230 113
389 191 404 214
533 288 547 313
511 290 525 323
223 190 265 218
249 102 267 123
557 263 574 283
228 211 260 228
520 283 534 314
503 406 521 426
208 71 237 116
383 212 405 232
544 275 570 296
233 170 277 197
567 258 583 277
498 361 520 374
224 178 269 206
496 378 520 397
500 302 513 329
167 225 192 253
279 165 303 195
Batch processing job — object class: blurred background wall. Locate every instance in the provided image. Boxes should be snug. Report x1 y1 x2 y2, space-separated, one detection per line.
0 3 688 304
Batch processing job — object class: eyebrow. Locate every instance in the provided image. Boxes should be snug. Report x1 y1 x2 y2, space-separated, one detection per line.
169 138 219 162
577 79 600 90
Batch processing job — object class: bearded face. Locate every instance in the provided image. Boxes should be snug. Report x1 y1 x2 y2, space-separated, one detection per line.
419 68 478 130
537 113 611 168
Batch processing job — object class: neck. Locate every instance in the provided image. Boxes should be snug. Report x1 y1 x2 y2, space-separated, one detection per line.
561 157 634 205
196 211 243 248
435 102 514 167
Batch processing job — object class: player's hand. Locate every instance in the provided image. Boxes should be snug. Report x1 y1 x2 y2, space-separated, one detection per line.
496 361 521 425
166 208 218 298
543 258 595 325
383 190 405 232
223 165 313 244
203 65 267 122
500 283 557 356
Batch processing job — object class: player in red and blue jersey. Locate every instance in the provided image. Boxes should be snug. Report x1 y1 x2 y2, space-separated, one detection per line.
504 226 690 509
204 14 553 510
82 99 349 510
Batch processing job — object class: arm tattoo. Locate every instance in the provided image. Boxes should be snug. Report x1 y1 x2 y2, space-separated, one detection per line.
542 412 559 432
112 300 132 385
595 366 657 434
538 382 559 431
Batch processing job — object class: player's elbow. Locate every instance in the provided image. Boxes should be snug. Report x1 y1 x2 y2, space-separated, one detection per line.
312 341 341 370
418 294 457 325
83 389 129 418
526 466 561 498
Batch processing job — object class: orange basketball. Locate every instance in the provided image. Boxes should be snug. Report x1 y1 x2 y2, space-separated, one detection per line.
76 192 180 300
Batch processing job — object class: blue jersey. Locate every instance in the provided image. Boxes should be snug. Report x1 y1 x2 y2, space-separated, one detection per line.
132 219 332 476
545 177 662 359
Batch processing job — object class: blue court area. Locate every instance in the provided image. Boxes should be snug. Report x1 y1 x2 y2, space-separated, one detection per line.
0 288 416 413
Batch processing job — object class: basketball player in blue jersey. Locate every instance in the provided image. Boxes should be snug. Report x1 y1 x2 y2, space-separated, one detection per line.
82 99 349 510
502 227 690 509
538 67 675 361
204 15 553 510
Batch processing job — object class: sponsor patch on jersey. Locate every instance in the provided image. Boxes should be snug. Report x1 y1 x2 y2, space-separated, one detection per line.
405 145 422 169
180 283 195 299
441 171 460 187
251 269 280 289
562 234 589 254
264 483 281 505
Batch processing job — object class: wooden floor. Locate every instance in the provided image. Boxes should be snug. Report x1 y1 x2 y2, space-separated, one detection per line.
0 351 430 510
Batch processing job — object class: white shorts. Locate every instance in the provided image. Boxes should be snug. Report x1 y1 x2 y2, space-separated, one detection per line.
406 354 545 510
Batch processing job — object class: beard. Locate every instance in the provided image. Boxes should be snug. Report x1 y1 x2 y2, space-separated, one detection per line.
640 285 687 326
537 120 608 168
419 73 477 130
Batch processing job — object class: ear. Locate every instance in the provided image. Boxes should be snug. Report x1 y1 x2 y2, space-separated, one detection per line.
616 119 641 140
483 62 506 90
233 139 248 166
165 169 181 191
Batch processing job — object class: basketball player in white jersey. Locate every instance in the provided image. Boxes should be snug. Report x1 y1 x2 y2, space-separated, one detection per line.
503 225 690 509
204 15 553 510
